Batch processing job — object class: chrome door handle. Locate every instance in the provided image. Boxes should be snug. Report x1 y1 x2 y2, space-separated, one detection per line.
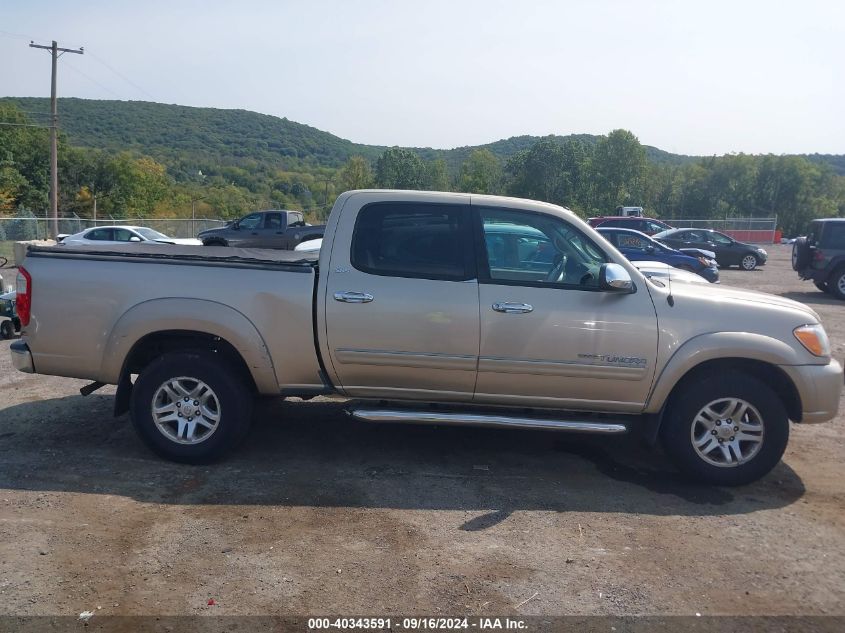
334 291 374 303
492 302 533 314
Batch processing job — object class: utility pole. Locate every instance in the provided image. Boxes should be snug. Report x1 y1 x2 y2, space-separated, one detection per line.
29 40 84 239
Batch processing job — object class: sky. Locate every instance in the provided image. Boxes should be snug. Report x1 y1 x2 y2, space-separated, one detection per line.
1 0 842 155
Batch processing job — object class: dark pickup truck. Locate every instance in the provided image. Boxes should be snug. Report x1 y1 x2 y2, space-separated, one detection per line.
198 209 325 249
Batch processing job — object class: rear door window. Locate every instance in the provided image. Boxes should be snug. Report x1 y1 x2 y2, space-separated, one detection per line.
351 203 474 281
265 213 283 230
86 228 112 241
617 232 652 252
113 228 135 242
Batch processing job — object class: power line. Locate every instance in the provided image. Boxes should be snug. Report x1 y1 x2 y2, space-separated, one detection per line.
86 50 156 101
0 29 38 41
11 110 53 117
62 59 125 99
0 122 53 128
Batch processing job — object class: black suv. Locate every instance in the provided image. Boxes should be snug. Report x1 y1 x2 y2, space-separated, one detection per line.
792 218 845 299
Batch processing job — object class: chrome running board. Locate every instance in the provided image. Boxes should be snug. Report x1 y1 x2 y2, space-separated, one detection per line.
348 407 628 434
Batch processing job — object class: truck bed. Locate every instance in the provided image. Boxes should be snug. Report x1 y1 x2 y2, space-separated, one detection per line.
21 243 324 394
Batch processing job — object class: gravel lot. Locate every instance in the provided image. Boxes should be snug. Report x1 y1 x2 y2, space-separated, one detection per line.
0 244 843 619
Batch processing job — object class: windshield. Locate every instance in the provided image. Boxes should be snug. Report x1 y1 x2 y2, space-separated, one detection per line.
136 228 169 240
652 230 670 239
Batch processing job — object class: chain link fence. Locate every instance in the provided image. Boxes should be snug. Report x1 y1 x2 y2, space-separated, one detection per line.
662 217 779 243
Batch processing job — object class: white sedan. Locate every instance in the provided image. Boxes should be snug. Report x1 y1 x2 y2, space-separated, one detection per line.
58 226 202 246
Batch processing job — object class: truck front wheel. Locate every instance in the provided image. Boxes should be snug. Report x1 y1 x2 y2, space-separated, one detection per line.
130 351 253 463
661 373 789 486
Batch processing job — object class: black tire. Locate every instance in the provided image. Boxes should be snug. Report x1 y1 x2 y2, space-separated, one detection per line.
661 373 789 486
11 317 20 332
0 320 12 339
740 253 759 271
130 351 254 463
813 280 829 293
829 266 845 301
792 237 809 271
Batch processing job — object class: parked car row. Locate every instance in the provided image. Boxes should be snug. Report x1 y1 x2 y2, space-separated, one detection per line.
52 208 778 287
55 210 326 252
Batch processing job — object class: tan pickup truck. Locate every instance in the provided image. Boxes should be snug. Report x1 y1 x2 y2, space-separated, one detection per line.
10 191 842 485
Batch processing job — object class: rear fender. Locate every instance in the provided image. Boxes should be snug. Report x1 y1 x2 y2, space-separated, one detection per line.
100 298 278 393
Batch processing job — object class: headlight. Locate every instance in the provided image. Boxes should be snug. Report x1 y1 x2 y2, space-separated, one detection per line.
793 324 831 357
757 248 767 255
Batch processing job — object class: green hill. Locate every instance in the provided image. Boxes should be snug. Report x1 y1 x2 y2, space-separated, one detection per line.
3 97 842 176
1 97 704 174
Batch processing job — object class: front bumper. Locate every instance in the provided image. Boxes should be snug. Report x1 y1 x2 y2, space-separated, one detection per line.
781 359 843 424
10 339 34 373
798 267 829 283
699 266 720 283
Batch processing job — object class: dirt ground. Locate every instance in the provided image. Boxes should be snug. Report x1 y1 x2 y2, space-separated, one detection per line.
0 244 843 619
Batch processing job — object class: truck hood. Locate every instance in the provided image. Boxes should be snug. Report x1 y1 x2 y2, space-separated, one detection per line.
197 226 227 237
665 280 820 322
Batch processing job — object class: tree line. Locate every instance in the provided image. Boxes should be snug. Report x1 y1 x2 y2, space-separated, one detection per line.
2 103 843 238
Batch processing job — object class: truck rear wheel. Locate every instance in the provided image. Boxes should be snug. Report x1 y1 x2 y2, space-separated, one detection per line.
661 373 789 486
130 351 253 463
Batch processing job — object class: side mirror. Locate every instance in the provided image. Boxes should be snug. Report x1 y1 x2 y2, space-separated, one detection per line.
599 263 634 293
232 221 240 230
129 236 142 243
644 245 655 254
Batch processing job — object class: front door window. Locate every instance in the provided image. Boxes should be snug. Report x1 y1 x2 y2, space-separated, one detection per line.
478 207 606 289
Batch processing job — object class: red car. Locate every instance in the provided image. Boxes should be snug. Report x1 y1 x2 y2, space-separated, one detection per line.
587 216 673 235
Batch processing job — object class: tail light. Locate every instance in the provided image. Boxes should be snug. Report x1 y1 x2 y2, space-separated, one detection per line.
16 267 32 327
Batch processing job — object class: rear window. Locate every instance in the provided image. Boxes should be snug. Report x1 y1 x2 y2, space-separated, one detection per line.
820 223 845 249
351 203 473 281
599 219 627 228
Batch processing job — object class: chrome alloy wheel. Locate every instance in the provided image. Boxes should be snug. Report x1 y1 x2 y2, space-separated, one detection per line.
741 254 757 270
151 377 221 445
690 398 764 467
837 272 845 296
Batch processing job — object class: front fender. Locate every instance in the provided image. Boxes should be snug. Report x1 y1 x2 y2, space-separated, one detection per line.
644 331 808 414
99 298 278 393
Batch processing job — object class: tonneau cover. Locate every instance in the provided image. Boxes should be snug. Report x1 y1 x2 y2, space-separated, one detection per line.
26 243 318 267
